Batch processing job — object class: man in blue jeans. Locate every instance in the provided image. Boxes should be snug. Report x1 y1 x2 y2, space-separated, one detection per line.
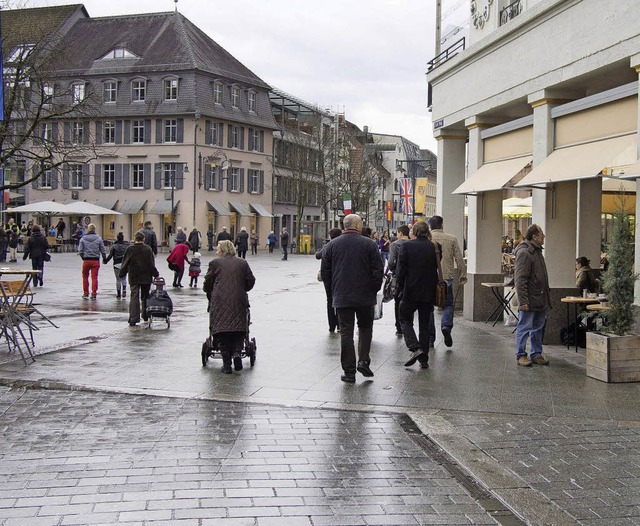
514 224 551 366
429 216 467 347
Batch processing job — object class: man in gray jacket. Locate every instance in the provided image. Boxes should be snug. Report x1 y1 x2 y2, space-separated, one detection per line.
514 224 551 366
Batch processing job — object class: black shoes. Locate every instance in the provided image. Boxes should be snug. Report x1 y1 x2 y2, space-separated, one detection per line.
404 349 425 367
357 361 374 377
442 327 453 347
221 364 232 374
233 356 243 371
341 373 356 383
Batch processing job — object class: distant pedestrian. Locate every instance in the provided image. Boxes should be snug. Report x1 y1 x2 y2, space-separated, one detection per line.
216 226 233 244
379 230 390 269
167 241 191 288
103 232 130 298
188 227 201 254
321 214 384 383
55 218 66 239
236 227 249 259
514 224 551 366
280 228 290 260
0 226 7 262
207 226 214 251
23 224 49 287
203 240 256 374
175 227 187 245
388 224 410 336
316 228 342 333
250 229 259 255
189 252 202 287
267 231 277 253
119 231 159 327
139 221 158 256
78 223 107 299
8 228 19 263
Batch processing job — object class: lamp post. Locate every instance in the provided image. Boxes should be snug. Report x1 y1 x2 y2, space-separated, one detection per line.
395 160 432 224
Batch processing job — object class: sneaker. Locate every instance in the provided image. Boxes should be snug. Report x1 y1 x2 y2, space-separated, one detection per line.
404 348 425 367
356 361 374 377
442 327 453 347
531 356 550 365
90 295 97 300
517 356 532 367
341 373 356 383
82 294 89 299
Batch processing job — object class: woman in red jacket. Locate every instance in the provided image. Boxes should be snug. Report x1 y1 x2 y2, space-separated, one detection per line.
167 241 191 287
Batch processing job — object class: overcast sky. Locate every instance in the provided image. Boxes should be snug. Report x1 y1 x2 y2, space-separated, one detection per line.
25 0 438 152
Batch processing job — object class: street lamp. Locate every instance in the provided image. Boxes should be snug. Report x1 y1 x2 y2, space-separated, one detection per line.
395 160 432 223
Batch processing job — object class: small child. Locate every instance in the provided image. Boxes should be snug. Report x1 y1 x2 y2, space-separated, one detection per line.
189 252 202 287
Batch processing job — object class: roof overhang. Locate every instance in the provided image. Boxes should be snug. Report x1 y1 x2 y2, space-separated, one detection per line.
453 155 533 195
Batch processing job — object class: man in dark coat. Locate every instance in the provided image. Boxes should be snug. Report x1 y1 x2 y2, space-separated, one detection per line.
216 226 232 244
119 231 159 326
139 221 158 256
235 227 249 259
203 240 256 374
187 227 201 254
23 224 49 287
321 214 384 383
280 228 290 260
396 221 441 369
206 226 214 251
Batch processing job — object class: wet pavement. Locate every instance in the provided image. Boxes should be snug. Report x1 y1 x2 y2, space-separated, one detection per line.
0 251 638 525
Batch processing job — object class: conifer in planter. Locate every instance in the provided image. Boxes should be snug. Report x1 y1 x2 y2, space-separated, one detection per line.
586 194 640 382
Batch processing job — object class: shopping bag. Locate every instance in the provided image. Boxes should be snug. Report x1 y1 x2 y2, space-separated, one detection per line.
435 282 447 308
374 293 384 320
382 273 396 303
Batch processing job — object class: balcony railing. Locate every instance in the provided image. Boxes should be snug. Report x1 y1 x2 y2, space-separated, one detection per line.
427 37 465 72
499 0 522 26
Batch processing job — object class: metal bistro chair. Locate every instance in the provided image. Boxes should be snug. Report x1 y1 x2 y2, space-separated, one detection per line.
0 280 37 364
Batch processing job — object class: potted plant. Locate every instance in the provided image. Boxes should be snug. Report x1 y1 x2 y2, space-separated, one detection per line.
586 193 640 382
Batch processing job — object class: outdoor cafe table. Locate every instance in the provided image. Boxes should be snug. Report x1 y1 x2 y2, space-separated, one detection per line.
481 282 518 327
560 296 600 352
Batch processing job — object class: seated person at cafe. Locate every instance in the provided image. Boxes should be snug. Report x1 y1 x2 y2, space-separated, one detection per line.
575 256 599 293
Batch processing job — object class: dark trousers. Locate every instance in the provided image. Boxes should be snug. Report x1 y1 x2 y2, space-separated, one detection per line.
336 306 374 374
238 250 247 259
268 244 274 253
208 239 213 251
251 243 258 255
394 296 402 332
173 269 184 286
129 283 150 324
31 256 44 286
282 245 288 260
323 283 338 332
217 332 245 367
399 300 432 364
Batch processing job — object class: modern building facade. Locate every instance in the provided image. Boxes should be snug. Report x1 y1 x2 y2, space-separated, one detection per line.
428 0 640 336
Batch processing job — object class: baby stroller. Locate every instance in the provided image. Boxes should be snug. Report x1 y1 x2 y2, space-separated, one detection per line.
146 277 173 328
201 305 257 367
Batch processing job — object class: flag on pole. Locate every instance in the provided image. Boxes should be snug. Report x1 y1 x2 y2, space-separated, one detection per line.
400 178 413 215
343 193 352 215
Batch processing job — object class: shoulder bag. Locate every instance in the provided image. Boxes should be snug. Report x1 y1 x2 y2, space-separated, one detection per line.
434 242 446 309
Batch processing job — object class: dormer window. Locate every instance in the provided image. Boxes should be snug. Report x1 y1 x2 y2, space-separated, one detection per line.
100 47 138 60
164 78 178 101
231 86 240 109
213 81 223 105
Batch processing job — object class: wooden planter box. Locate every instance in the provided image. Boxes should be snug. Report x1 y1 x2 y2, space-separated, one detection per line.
586 331 640 382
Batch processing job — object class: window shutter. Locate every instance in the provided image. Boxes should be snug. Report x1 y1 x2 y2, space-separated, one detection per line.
62 166 70 189
124 121 131 144
123 164 130 189
228 125 232 148
177 118 184 143
155 119 162 143
94 165 102 189
52 123 58 141
114 120 122 145
83 120 90 144
63 122 70 144
51 167 59 190
205 121 212 144
115 164 122 189
144 120 151 144
239 168 245 193
259 170 264 194
31 164 39 189
143 164 151 189
248 128 254 151
33 124 40 144
218 123 224 146
176 164 184 190
82 164 90 189
95 122 102 144
259 130 264 152
204 165 211 190
217 167 223 191
239 127 245 150
154 164 162 189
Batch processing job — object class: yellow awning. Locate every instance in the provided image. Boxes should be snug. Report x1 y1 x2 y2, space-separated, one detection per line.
515 134 637 187
452 156 532 195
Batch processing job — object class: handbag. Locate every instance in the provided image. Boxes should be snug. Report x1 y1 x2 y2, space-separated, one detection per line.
382 273 396 303
167 260 178 272
43 252 51 262
435 282 447 308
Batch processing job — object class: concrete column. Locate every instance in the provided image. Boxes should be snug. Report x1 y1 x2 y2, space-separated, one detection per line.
435 129 467 243
631 54 640 303
576 178 602 267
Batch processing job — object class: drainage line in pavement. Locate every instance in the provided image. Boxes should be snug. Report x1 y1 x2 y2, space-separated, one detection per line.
398 415 527 526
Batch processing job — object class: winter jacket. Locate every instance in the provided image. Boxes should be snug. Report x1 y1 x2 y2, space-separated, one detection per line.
23 231 49 260
203 254 255 334
175 231 187 244
430 228 466 282
216 230 232 243
576 265 599 293
119 242 159 285
189 257 201 276
187 229 201 251
140 227 158 255
514 239 551 311
396 238 439 304
104 240 129 266
280 231 290 247
267 233 277 246
78 233 107 261
167 243 190 271
321 230 384 309
235 231 249 252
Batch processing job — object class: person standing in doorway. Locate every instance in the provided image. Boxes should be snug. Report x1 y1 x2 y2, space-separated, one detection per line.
514 224 551 366
428 215 467 348
280 227 290 260
321 214 384 383
78 223 107 299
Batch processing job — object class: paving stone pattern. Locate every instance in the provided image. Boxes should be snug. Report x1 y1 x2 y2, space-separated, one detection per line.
0 387 499 526
442 411 640 526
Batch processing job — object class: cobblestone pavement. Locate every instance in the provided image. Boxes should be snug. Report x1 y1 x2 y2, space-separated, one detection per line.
0 387 511 526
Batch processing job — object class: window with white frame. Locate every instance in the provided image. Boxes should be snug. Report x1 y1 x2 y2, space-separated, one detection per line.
229 167 239 192
250 129 259 151
100 47 138 60
213 81 223 104
248 91 256 112
132 120 144 143
163 163 177 189
230 126 239 148
41 164 52 188
42 83 53 106
72 83 85 104
103 164 116 189
70 164 83 189
208 165 217 190
248 169 259 193
42 123 52 142
103 80 117 103
164 78 178 101
231 86 240 108
72 121 84 144
103 121 115 144
132 79 146 102
132 163 144 189
163 119 177 143
211 122 219 146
